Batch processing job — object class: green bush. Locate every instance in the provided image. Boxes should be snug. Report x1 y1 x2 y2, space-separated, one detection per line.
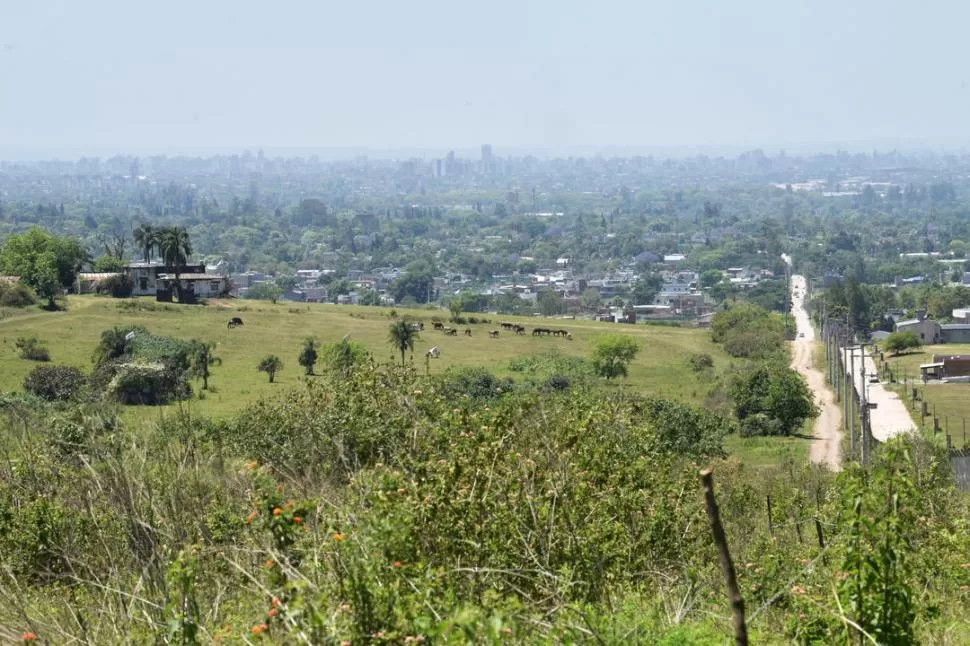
23 365 86 401
105 362 191 405
687 352 714 371
0 279 37 307
438 366 514 400
16 336 50 361
97 273 135 298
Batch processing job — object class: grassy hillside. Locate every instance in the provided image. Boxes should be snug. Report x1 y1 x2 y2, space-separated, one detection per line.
0 296 730 421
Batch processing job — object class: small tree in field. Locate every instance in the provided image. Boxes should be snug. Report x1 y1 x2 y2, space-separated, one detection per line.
388 320 419 366
883 331 921 356
298 337 318 375
258 355 283 383
448 299 462 323
591 334 640 380
188 340 221 390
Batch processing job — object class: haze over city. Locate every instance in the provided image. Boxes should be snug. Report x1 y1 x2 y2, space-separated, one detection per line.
3 0 970 159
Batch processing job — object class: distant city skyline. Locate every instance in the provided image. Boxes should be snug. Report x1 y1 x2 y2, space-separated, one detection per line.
4 1 970 160
6 138 970 163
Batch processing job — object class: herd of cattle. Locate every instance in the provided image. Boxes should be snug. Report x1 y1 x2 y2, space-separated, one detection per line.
226 314 572 362
424 319 572 358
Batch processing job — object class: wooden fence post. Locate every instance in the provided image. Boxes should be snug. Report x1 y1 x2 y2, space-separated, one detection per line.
700 468 748 646
766 495 774 537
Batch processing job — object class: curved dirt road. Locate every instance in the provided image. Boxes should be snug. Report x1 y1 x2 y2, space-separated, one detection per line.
790 275 842 470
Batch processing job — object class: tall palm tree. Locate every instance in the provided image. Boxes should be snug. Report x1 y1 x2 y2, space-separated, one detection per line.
388 320 419 366
133 224 157 263
157 226 192 301
189 340 221 390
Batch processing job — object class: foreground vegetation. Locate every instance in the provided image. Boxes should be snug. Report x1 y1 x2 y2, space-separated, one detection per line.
1 355 968 644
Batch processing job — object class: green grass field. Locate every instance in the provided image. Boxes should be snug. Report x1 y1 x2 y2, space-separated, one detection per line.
0 296 733 423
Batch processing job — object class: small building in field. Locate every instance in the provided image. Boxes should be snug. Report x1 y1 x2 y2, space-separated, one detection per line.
895 312 940 344
125 261 206 296
941 323 970 344
927 354 970 379
156 274 229 304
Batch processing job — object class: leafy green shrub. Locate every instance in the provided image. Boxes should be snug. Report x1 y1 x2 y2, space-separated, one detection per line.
0 279 37 307
687 352 714 371
16 336 50 361
97 273 134 298
23 365 86 401
738 412 783 437
438 366 514 401
544 373 571 391
711 304 786 359
320 339 369 377
105 362 191 405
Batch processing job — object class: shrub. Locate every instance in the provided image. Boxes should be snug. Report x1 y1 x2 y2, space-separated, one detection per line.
687 352 714 372
439 366 514 400
105 362 191 405
23 365 86 401
0 280 37 307
15 336 50 361
96 273 135 298
544 373 571 391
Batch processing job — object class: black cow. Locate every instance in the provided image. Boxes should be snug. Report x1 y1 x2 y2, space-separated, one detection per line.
228 317 244 328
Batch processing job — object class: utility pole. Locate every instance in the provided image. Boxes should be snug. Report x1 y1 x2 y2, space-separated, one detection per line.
859 344 868 466
849 342 856 460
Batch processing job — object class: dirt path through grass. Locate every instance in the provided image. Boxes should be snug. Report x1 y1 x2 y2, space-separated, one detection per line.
790 274 843 470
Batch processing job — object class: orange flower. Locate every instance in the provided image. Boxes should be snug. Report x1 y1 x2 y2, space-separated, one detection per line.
22 633 37 642
271 597 281 608
272 507 282 516
333 532 344 542
264 559 275 568
268 608 278 618
251 623 268 635
393 561 403 568
293 516 303 524
246 511 258 524
246 461 258 470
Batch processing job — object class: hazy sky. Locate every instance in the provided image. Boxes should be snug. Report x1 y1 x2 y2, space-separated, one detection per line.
2 0 969 157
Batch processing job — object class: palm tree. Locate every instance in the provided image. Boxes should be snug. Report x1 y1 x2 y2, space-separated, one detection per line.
93 325 145 367
258 355 283 383
132 224 157 264
298 337 318 376
388 320 419 366
157 226 192 301
189 340 221 390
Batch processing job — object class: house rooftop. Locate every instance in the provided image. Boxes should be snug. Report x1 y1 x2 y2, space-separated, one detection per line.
157 273 226 281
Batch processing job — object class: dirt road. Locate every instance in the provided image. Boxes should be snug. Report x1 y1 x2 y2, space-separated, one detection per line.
790 275 843 470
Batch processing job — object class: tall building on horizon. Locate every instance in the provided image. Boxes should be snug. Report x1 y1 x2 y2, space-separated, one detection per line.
481 144 493 173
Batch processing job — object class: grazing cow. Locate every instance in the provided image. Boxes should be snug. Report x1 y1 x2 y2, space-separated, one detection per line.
433 321 444 330
566 333 573 341
464 328 472 336
514 325 526 335
488 330 499 338
426 346 440 358
445 328 458 336
227 317 244 328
